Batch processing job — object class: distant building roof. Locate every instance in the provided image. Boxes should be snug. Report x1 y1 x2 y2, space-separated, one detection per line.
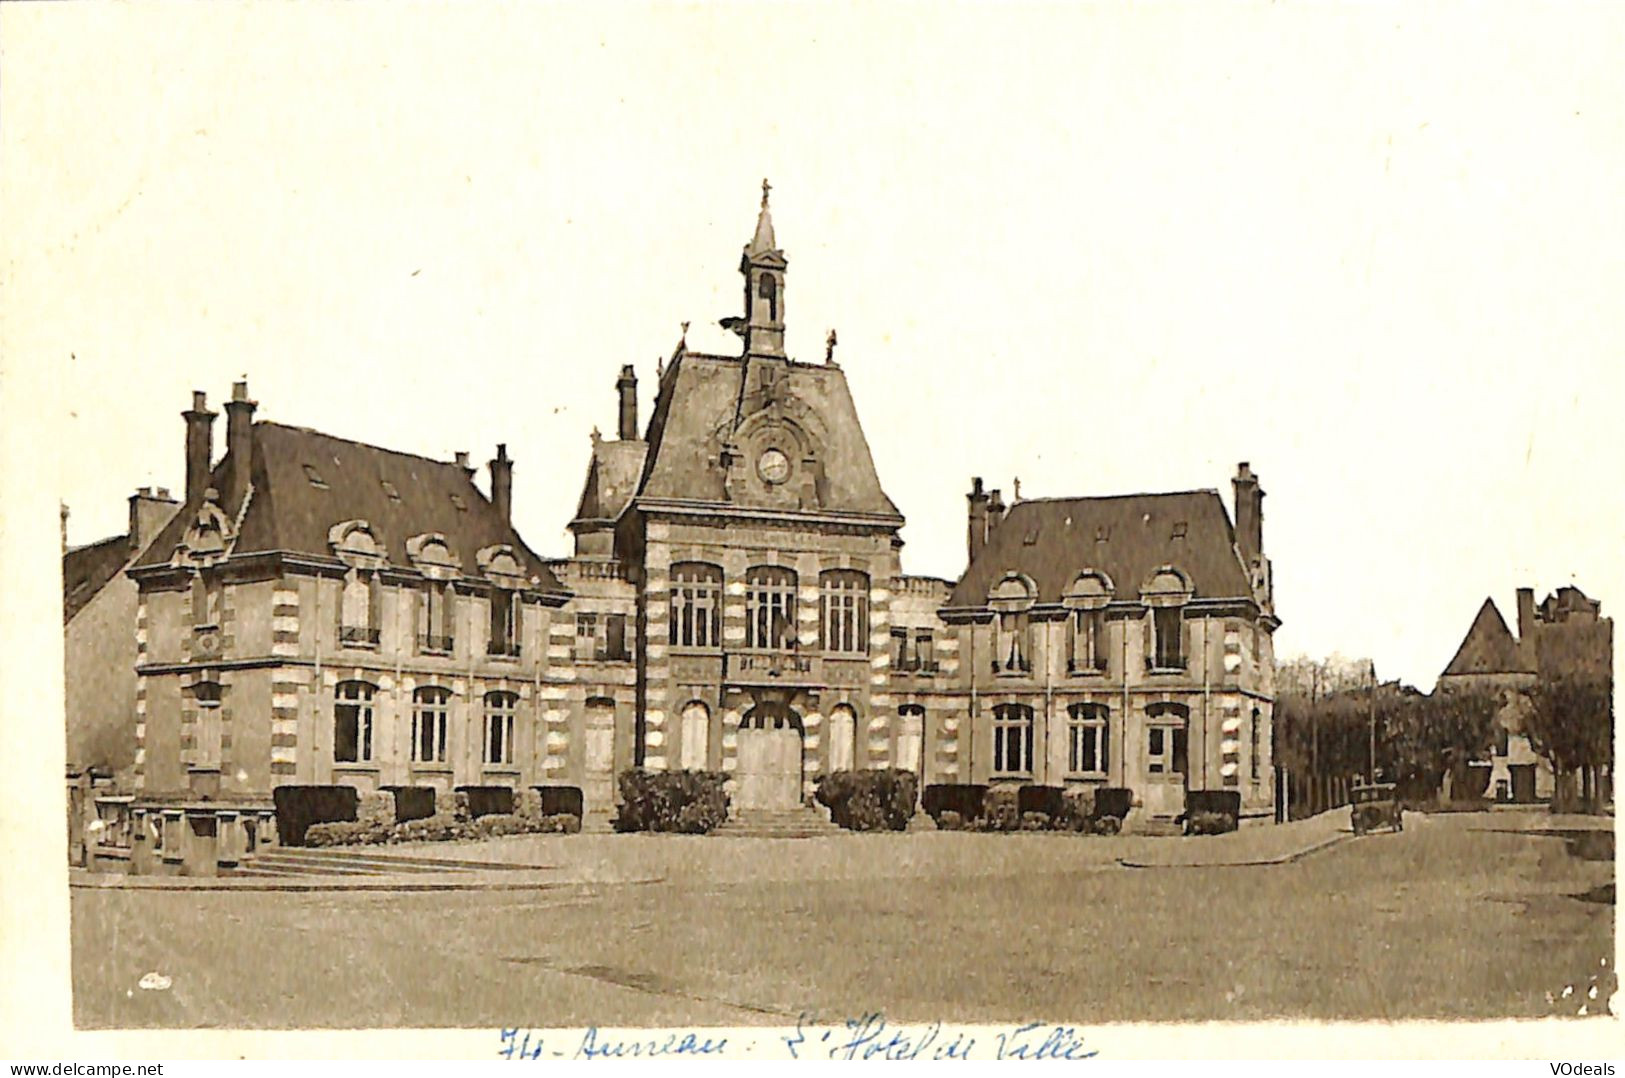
944 490 1254 609
134 422 566 593
1440 598 1535 677
63 535 133 623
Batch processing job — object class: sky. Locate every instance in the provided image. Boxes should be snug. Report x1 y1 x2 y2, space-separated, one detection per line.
5 1 1623 695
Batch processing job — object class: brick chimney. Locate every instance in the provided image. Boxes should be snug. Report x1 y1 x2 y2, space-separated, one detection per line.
489 444 513 522
1233 462 1264 567
128 486 179 557
223 380 257 510
617 365 639 441
986 488 1006 538
1516 587 1536 640
967 477 989 562
183 391 217 504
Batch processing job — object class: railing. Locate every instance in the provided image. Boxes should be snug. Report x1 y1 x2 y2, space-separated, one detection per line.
1066 659 1108 676
551 560 630 582
418 633 455 654
992 657 1032 676
340 625 381 647
729 651 822 682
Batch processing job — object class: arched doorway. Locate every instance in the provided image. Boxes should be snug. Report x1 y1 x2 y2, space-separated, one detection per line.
737 701 803 810
1144 701 1189 818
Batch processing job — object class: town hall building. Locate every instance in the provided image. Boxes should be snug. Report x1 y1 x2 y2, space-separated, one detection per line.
93 185 1280 830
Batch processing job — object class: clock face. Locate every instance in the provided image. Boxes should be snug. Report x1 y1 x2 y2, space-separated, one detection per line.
757 448 791 484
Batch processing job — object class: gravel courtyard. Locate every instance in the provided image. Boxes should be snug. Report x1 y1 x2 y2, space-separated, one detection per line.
71 809 1613 1028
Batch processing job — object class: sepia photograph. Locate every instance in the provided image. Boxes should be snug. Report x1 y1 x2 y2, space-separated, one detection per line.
2 0 1619 1061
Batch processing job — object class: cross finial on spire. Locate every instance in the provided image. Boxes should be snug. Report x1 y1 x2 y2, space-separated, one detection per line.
826 328 838 365
762 177 771 208
681 320 690 345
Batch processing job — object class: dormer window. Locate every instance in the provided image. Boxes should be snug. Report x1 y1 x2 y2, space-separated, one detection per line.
1171 521 1188 540
418 582 455 654
488 587 521 658
989 573 1036 676
339 568 382 648
449 493 468 512
381 480 402 502
303 464 328 489
1141 567 1192 673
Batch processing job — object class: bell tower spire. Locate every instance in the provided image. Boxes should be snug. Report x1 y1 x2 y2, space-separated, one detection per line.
740 178 787 360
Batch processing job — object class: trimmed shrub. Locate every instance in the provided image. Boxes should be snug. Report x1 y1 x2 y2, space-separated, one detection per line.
457 785 515 819
1185 790 1241 819
614 769 730 833
1020 811 1053 831
983 786 1021 832
1092 814 1123 835
937 810 965 831
1060 787 1097 831
357 791 395 829
305 820 388 847
1093 788 1133 821
546 813 583 834
534 786 585 819
273 785 359 847
815 769 918 832
381 785 437 824
1019 785 1065 819
474 813 529 838
390 812 468 844
923 783 987 824
515 788 545 824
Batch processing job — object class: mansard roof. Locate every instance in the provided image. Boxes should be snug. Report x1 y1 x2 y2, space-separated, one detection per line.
134 422 566 593
1440 598 1533 677
571 436 648 528
944 490 1255 610
632 349 903 522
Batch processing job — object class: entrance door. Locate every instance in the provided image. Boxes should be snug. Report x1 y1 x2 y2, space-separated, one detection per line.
1509 764 1536 804
1144 705 1189 818
583 699 616 816
737 706 802 810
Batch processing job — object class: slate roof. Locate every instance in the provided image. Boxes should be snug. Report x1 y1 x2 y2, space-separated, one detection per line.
634 350 902 520
1440 598 1533 677
944 491 1255 609
134 423 566 592
63 535 133 623
571 438 649 527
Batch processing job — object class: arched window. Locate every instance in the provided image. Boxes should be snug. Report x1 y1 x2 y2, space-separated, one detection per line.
827 704 857 772
680 701 710 770
1146 702 1189 777
746 566 797 651
992 703 1034 775
669 563 722 649
484 690 518 766
1067 703 1109 775
412 686 451 764
820 569 869 654
334 680 376 764
758 272 777 321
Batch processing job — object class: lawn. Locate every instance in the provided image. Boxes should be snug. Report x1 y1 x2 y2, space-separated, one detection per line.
70 809 1613 1028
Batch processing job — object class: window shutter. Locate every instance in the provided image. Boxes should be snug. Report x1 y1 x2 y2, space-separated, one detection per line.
1101 718 1110 773
1142 611 1154 670
607 613 626 658
368 573 382 632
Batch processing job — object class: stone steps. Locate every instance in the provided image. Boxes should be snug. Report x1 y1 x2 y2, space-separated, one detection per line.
712 807 844 839
225 846 537 878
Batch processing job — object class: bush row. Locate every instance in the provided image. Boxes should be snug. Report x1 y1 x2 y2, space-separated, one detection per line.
614 770 730 833
921 783 1133 833
814 770 918 831
305 810 582 847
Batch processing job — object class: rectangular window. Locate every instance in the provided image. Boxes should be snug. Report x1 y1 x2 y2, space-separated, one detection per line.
485 693 517 766
605 613 628 660
488 589 520 657
1067 704 1108 774
914 631 935 673
996 613 1030 674
1071 609 1108 672
891 628 911 671
334 681 374 764
575 613 598 660
992 704 1034 774
412 688 450 764
420 583 454 653
1251 708 1262 780
1153 607 1184 669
